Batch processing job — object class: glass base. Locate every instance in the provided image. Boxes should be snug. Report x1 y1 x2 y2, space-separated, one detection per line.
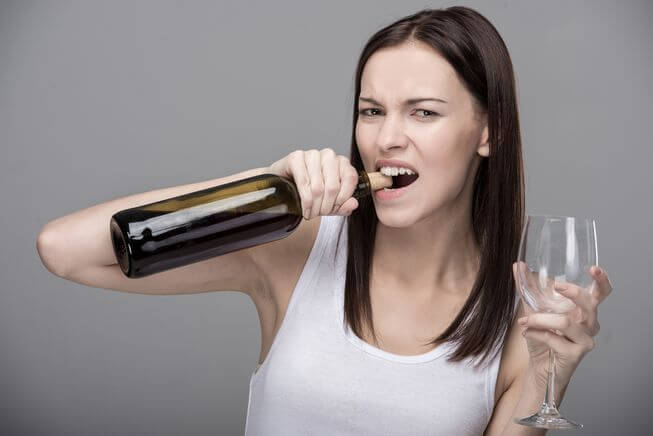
515 410 583 430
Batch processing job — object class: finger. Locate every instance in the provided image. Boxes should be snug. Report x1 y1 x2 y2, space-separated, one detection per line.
336 197 359 215
553 282 596 327
590 266 613 303
319 149 340 215
304 149 324 220
554 283 599 335
519 313 595 348
288 151 313 220
523 328 595 359
333 156 359 214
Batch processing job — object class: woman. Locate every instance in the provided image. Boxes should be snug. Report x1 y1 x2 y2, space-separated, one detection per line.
259 6 612 435
37 6 612 435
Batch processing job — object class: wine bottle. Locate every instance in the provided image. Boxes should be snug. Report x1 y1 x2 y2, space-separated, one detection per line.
110 171 392 278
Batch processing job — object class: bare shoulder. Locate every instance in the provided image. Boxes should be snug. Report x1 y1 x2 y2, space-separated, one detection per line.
247 216 323 309
494 301 529 404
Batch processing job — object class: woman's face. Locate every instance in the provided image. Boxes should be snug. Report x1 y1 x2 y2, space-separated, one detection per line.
356 40 489 227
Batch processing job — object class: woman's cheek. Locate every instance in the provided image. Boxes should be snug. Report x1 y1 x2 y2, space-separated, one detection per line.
355 124 373 155
427 148 474 203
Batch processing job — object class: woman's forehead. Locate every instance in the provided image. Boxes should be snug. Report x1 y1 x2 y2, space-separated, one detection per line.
360 42 464 104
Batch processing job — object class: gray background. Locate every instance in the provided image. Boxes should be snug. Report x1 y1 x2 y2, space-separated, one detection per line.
2 0 651 434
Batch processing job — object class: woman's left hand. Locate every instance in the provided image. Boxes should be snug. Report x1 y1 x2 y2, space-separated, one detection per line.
513 264 614 393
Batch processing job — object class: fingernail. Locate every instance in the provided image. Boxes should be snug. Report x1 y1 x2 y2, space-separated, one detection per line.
595 267 602 276
518 316 527 325
554 283 567 291
304 209 310 220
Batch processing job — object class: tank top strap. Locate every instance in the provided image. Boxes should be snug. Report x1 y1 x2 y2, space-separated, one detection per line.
485 342 503 419
251 215 341 375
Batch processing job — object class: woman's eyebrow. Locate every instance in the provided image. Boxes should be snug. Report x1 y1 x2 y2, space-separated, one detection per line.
358 96 448 105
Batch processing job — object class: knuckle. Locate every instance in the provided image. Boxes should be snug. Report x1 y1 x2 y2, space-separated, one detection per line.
325 183 339 195
321 147 336 156
310 180 324 196
289 151 302 164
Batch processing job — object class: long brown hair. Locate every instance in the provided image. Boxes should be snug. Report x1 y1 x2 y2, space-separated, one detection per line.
340 6 524 366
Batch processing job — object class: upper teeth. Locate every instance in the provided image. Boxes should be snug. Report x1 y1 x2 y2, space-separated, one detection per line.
379 166 416 176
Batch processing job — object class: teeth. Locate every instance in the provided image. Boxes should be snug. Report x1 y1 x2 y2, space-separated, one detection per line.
379 166 416 176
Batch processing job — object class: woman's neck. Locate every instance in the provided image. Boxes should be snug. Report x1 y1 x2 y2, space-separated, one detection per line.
371 209 480 299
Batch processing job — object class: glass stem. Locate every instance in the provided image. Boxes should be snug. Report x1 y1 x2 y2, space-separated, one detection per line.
541 348 559 415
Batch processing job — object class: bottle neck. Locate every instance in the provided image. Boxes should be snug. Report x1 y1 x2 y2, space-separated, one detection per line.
352 170 393 199
353 171 372 199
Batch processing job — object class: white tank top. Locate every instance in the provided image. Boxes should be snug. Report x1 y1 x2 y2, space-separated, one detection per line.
244 214 504 435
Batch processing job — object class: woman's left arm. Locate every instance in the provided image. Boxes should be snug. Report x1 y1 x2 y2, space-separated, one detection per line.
485 265 614 436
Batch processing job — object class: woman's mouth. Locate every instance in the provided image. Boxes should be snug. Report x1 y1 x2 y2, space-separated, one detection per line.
374 173 419 201
391 173 419 189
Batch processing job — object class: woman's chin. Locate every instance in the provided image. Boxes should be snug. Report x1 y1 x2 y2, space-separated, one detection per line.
374 207 419 228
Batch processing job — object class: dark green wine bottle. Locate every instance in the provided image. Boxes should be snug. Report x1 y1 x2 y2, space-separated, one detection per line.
110 171 392 278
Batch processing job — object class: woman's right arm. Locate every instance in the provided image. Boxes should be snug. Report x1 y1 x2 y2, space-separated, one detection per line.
36 148 362 297
36 166 273 296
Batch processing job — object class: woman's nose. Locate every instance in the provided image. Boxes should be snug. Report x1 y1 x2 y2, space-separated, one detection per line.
376 115 408 151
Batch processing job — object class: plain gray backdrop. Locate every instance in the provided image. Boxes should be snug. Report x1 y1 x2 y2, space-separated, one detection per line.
2 0 651 434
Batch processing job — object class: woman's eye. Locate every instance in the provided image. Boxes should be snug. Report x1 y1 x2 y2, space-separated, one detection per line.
414 109 438 118
358 108 381 117
358 108 438 118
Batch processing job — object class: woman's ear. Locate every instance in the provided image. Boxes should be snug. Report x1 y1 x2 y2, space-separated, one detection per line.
477 122 489 157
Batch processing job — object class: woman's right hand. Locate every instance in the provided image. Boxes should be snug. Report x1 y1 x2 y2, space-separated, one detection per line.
268 148 360 220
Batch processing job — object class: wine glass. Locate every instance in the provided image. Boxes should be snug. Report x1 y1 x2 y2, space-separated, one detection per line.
515 214 598 429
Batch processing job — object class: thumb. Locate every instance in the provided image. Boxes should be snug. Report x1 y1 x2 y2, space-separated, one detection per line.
336 197 359 215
